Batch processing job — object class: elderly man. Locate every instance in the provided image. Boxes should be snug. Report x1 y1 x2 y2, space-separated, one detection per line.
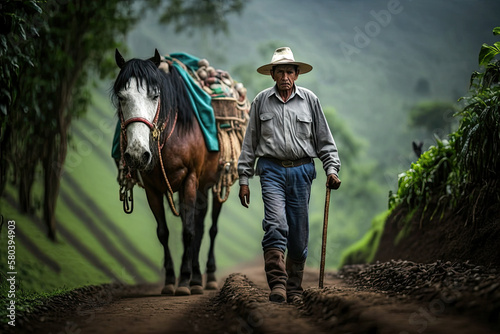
238 47 341 303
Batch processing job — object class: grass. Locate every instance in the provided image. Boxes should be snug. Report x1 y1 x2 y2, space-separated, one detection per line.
0 196 111 290
0 271 71 325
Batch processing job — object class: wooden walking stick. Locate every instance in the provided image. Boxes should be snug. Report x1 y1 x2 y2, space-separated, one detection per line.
319 187 331 288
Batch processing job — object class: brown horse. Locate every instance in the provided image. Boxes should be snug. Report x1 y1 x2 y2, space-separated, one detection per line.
112 49 222 295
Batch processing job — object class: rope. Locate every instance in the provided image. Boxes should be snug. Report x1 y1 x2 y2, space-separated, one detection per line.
118 107 135 214
158 110 180 216
213 112 248 203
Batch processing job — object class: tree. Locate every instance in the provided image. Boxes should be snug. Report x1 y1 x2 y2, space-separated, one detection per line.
0 0 247 239
0 0 43 207
1 0 137 239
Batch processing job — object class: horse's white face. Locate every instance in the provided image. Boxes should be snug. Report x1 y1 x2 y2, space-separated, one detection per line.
118 78 160 170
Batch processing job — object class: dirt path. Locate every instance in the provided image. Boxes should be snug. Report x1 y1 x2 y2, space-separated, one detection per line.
62 289 218 334
10 259 499 334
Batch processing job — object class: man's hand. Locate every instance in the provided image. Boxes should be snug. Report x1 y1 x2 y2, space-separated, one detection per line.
239 185 250 208
326 174 341 190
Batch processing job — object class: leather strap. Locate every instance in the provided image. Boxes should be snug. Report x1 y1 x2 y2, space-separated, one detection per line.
264 157 312 168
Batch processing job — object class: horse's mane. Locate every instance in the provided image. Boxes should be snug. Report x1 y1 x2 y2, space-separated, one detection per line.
112 58 194 132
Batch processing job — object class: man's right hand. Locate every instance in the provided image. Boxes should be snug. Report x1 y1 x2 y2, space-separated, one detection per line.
239 185 250 208
327 173 341 190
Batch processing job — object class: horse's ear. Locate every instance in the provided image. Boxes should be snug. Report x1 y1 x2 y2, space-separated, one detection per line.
150 49 161 68
115 49 126 69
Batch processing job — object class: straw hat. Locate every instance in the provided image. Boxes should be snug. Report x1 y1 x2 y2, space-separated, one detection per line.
257 47 313 75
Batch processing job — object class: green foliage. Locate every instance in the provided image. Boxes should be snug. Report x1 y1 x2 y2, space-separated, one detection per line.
478 26 500 66
0 0 45 211
0 0 42 118
389 137 458 214
457 30 500 185
455 92 500 184
478 42 500 66
0 270 70 324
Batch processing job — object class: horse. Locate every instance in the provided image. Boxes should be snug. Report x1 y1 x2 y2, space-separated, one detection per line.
112 49 223 296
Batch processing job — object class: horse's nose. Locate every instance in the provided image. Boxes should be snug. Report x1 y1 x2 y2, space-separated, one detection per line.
141 151 151 166
123 150 151 169
124 152 134 167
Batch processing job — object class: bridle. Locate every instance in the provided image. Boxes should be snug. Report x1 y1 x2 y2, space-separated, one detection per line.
119 97 162 141
119 97 179 160
118 96 180 216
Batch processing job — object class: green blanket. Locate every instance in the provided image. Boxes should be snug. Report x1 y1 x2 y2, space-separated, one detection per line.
168 52 219 152
111 52 219 160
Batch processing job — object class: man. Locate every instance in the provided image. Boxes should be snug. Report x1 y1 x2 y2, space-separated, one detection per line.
238 47 341 304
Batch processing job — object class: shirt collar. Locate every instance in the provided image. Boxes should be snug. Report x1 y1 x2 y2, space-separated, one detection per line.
269 84 304 102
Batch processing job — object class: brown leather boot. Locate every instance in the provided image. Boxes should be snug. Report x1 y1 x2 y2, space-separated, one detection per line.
286 256 305 304
264 248 287 303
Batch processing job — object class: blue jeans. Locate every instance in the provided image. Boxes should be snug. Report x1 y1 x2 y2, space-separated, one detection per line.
256 158 316 261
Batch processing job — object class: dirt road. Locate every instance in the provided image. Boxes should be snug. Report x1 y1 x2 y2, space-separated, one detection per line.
9 259 500 334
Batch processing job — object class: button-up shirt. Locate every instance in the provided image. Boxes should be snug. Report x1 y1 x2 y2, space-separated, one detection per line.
238 84 341 185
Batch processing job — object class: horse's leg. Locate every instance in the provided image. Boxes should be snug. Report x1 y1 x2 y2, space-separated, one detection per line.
175 173 198 296
206 191 222 290
145 187 175 295
190 188 209 295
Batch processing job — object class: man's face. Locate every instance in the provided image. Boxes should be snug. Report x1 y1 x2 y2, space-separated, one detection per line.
271 65 299 91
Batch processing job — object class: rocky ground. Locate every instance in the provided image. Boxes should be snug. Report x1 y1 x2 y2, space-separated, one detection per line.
4 259 499 334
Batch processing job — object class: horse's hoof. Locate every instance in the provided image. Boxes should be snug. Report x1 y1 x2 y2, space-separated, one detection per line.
175 286 191 296
161 284 175 295
190 285 204 295
205 281 218 290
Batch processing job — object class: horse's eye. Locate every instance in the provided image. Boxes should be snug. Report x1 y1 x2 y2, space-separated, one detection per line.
152 94 159 100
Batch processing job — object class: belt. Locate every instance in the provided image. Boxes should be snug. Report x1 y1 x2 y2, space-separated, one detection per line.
265 157 312 168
